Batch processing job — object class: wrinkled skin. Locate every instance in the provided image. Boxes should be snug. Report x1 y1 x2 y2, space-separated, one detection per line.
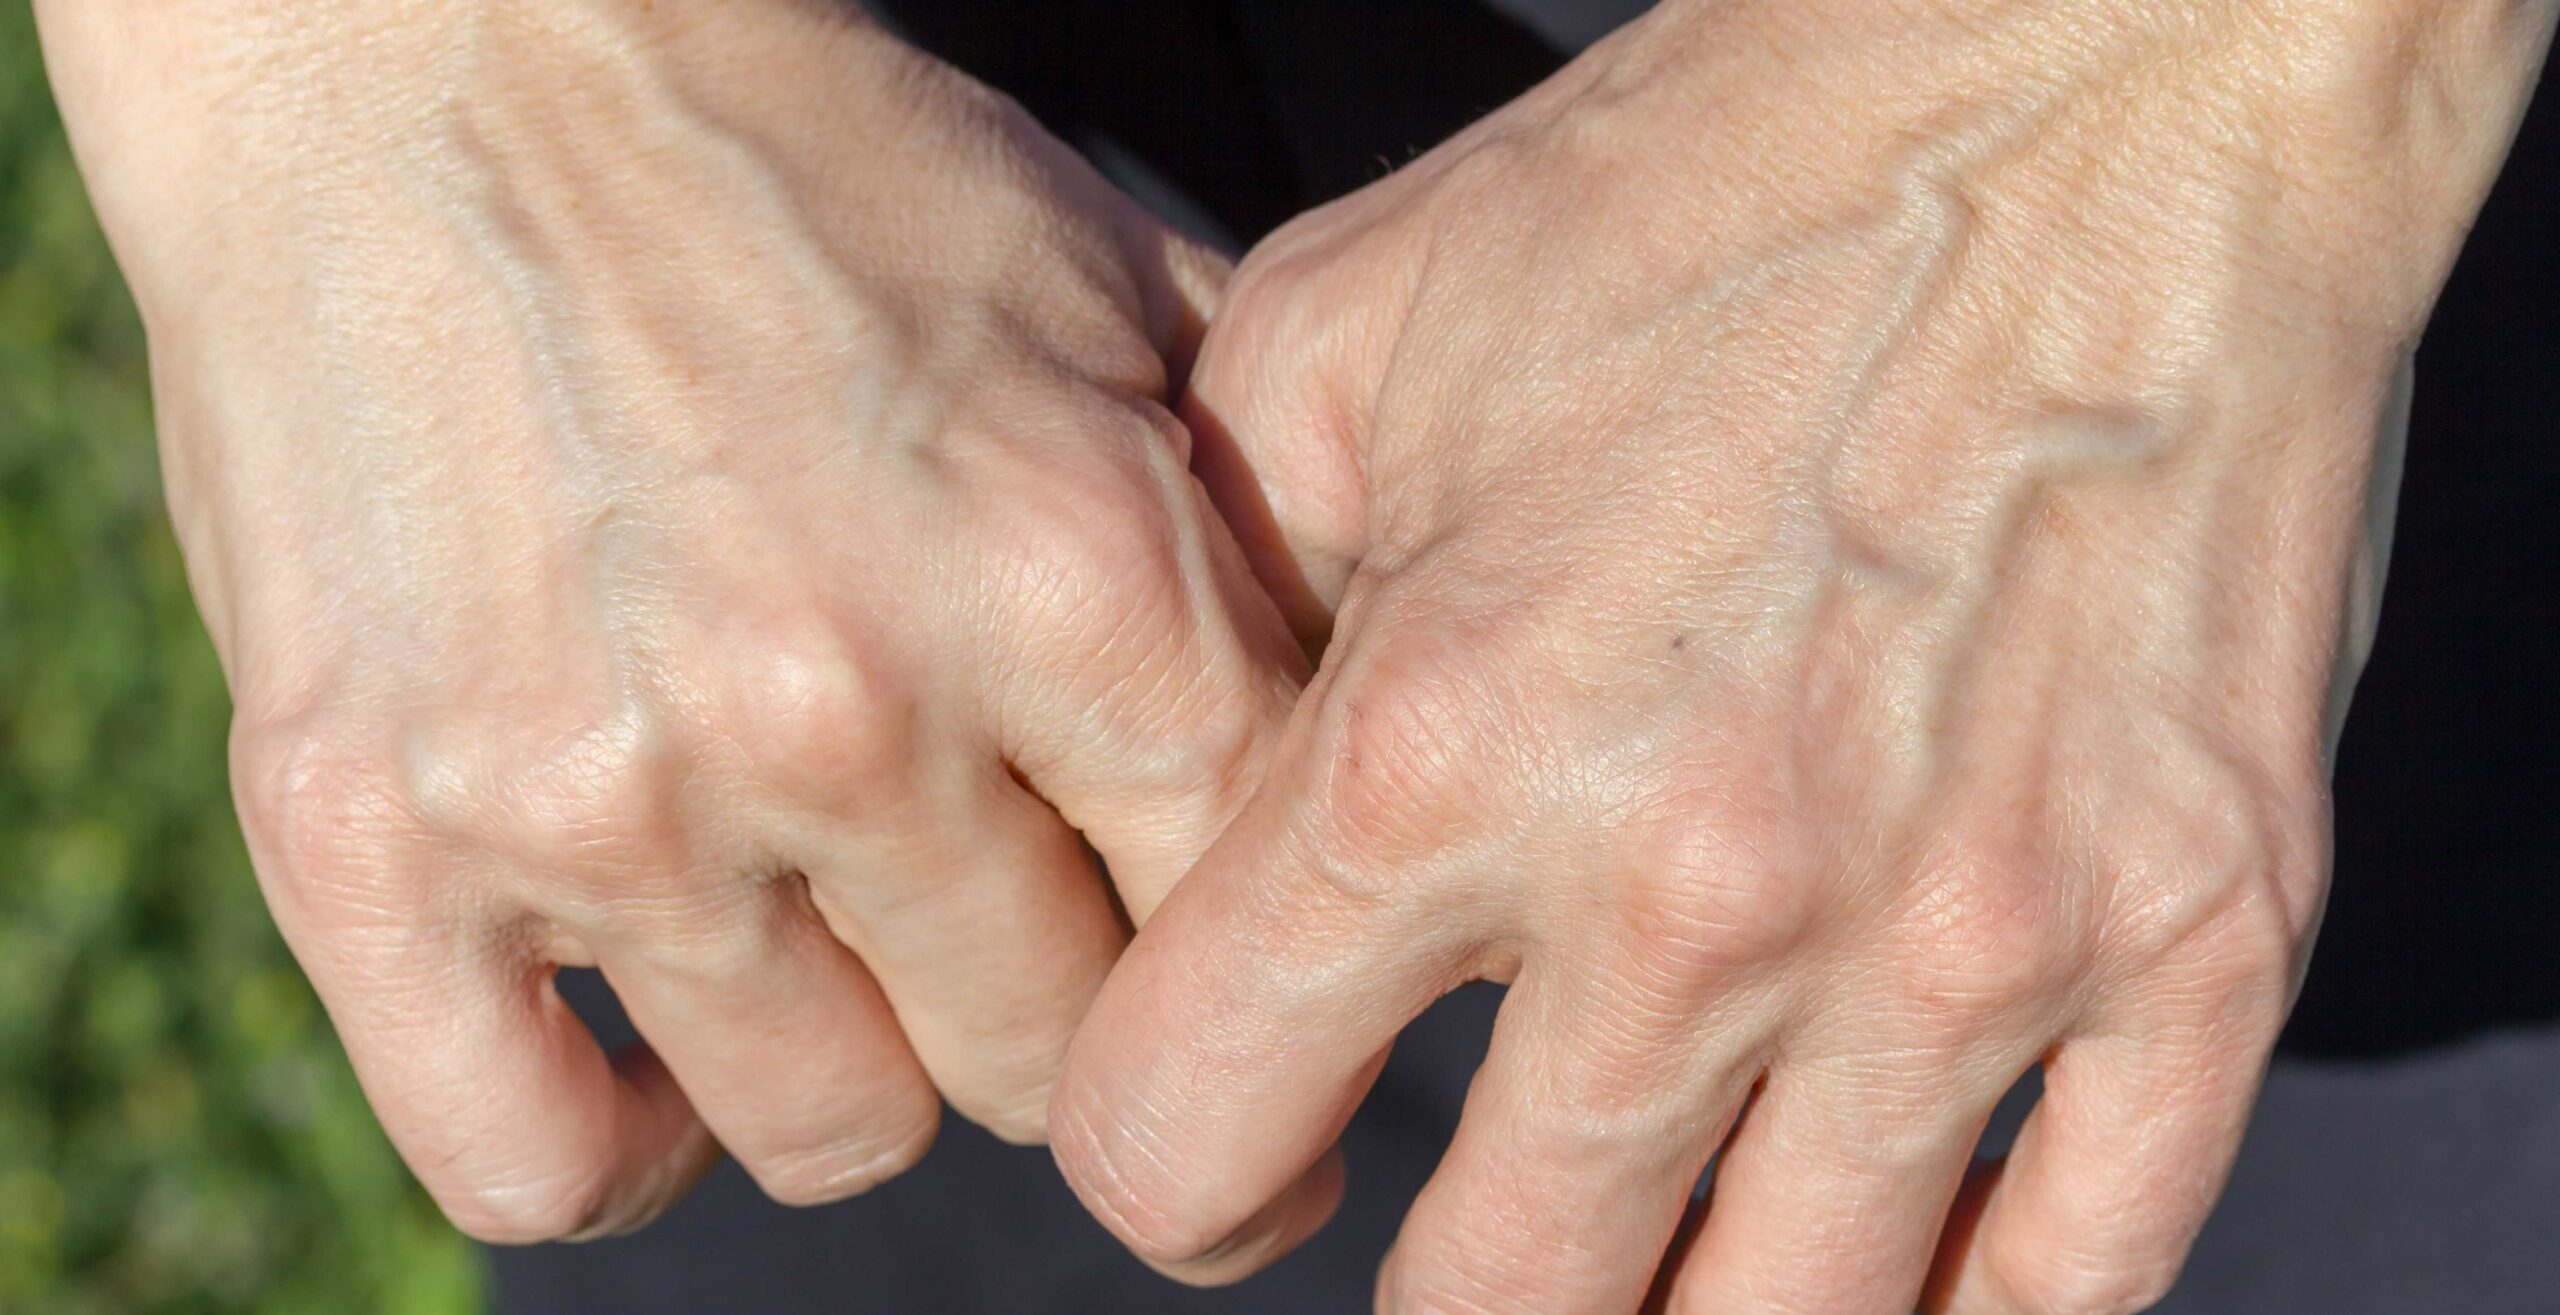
37 0 1305 1240
1052 0 2553 1310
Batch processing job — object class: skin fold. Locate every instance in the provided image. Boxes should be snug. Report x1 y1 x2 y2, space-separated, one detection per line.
35 0 1307 1241
1049 0 2556 1311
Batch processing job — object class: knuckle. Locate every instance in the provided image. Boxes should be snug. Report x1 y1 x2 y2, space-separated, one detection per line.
1155 682 1280 820
399 710 687 881
973 421 1240 730
1997 1246 2183 1315
1048 1088 1230 1266
688 620 917 811
232 717 404 865
2120 910 2300 1059
1192 243 1378 570
1075 618 1285 833
229 716 420 922
944 1029 1076 1148
1216 226 1355 380
985 424 1189 621
1617 791 1816 991
502 720 677 866
432 1160 618 1246
1894 835 2082 1025
2102 756 2315 970
1307 621 1522 874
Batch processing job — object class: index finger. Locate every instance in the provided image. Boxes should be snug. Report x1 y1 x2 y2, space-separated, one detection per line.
1046 720 1466 1280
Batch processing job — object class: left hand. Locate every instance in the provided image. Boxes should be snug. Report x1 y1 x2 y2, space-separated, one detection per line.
1050 0 2552 1309
38 0 1304 1240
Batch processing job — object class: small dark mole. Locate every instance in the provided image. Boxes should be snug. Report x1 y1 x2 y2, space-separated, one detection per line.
1669 634 1687 651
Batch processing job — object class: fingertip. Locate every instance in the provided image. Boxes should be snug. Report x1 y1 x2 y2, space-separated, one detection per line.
426 1036 715 1246
596 906 947 1215
557 1043 723 1240
313 931 717 1247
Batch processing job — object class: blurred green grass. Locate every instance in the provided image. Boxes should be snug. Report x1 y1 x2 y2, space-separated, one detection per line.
1 12 485 1314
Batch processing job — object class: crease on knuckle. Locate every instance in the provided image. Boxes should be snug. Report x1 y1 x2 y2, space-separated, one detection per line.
392 708 686 885
986 426 1190 630
944 1028 1076 1148
747 1102 940 1207
1092 636 1280 829
1994 1240 2184 1315
1379 1254 1539 1315
2099 758 2312 979
978 424 1249 750
1048 1083 1232 1265
433 1154 619 1246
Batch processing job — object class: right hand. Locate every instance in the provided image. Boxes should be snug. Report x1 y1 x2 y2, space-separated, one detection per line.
37 0 1304 1240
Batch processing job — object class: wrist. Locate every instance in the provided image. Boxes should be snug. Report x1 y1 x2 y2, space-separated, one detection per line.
36 0 950 315
35 0 910 206
1578 0 2550 337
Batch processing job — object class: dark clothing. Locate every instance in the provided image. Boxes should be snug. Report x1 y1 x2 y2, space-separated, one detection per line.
500 4 2560 1309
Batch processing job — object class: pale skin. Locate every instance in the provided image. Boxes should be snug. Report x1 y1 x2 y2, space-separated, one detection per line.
1054 1 2556 1311
35 0 2557 1311
36 0 1307 1238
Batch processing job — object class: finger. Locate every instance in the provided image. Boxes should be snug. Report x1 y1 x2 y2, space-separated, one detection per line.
1925 1029 2268 1315
1163 1147 1354 1288
292 912 716 1242
593 879 942 1208
231 732 722 1242
1373 968 1753 1315
996 403 1310 923
1177 217 1408 630
1048 758 1463 1278
1180 385 1335 656
789 768 1131 1143
1662 1054 2008 1315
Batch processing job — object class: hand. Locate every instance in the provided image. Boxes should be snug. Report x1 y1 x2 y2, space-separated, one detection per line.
38 0 1302 1240
1052 0 2551 1308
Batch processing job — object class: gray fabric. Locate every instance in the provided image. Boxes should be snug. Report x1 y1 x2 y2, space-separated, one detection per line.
498 992 2560 1313
1482 0 1657 49
2166 1031 2560 1314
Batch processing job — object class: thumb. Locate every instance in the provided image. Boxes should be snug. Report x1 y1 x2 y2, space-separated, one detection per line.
1128 221 1336 648
1177 233 1402 654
